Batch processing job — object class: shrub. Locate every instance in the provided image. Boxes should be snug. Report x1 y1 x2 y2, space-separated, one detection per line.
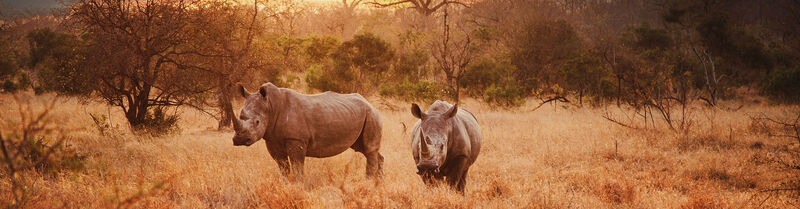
558 54 609 104
459 58 516 97
485 84 526 108
0 39 21 80
510 19 582 92
0 97 86 207
378 79 439 103
0 38 25 93
305 64 350 93
134 108 180 136
90 113 113 136
27 28 92 95
392 48 430 81
317 33 394 94
331 33 395 76
4 134 87 174
761 67 800 103
2 78 18 92
305 36 340 64
1 73 34 93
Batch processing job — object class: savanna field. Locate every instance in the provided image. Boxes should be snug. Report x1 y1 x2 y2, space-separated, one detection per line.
2 92 799 208
3 0 800 208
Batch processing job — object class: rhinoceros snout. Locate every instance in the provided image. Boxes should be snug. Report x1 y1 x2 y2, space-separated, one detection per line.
232 134 254 146
233 139 250 146
416 163 439 174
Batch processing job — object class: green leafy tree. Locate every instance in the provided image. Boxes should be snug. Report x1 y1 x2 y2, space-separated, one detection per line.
559 54 609 105
509 19 582 94
332 33 394 78
0 38 22 92
305 36 340 64
27 28 91 95
459 58 515 98
308 33 394 93
761 67 800 103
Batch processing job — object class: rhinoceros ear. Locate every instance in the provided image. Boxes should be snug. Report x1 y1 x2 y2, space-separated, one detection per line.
258 86 267 98
411 103 425 119
237 84 248 98
445 103 458 119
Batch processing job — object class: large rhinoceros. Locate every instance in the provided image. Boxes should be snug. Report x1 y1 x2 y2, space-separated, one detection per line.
226 83 383 180
410 100 481 193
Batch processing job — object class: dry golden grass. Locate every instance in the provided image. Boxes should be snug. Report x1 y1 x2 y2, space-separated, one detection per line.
1 92 798 208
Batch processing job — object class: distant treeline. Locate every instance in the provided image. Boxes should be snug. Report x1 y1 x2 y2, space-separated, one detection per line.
1 0 798 129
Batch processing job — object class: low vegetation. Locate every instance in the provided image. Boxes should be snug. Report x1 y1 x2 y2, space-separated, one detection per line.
1 93 798 208
1 0 799 208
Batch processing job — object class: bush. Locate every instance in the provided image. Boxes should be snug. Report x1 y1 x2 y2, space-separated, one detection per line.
378 79 439 103
460 58 516 97
558 54 609 104
3 134 87 174
305 64 350 93
392 48 430 81
331 33 395 76
2 78 18 92
320 33 394 94
761 67 800 103
485 84 526 108
1 97 86 207
1 73 33 93
134 108 180 136
0 39 21 79
305 36 340 64
27 28 92 95
510 19 582 92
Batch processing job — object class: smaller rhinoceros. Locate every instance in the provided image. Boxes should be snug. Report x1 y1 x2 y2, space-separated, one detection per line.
410 100 481 193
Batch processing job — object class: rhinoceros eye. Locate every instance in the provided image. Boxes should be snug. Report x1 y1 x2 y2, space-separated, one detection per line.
240 115 249 120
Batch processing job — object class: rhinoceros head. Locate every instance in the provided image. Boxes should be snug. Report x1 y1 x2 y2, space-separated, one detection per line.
411 102 458 174
229 84 271 146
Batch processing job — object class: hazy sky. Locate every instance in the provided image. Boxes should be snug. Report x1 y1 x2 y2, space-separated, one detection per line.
1 0 61 11
0 0 341 11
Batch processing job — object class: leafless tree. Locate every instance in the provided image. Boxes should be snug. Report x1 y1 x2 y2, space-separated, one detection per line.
750 111 800 198
264 0 307 36
370 0 470 16
429 6 479 100
342 0 365 11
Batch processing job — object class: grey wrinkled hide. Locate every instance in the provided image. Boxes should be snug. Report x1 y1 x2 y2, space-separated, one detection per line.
230 83 383 181
410 100 481 193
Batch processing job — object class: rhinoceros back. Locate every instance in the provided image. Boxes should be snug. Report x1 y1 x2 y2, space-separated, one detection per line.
279 90 377 157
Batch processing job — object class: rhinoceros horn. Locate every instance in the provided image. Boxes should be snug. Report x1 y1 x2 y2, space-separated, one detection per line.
420 137 430 154
228 104 243 132
224 85 243 132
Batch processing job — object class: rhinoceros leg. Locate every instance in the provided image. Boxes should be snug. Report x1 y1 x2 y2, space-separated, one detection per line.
285 139 306 182
445 157 468 193
364 151 384 177
456 167 469 194
353 111 384 178
266 142 290 177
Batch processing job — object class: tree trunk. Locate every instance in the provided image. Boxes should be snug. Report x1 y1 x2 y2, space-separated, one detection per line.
217 80 233 130
123 82 153 129
617 76 622 107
